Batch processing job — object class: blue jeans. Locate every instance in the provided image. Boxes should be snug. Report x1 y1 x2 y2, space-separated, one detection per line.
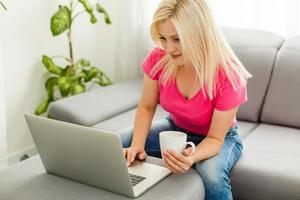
118 116 243 200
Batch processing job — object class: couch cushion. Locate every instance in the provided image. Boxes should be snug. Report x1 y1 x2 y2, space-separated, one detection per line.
93 105 257 141
222 27 284 50
231 124 300 200
222 27 284 122
48 79 142 126
261 36 300 128
92 105 169 132
243 123 300 155
231 151 300 200
0 155 204 200
234 49 277 122
244 124 300 157
237 121 258 140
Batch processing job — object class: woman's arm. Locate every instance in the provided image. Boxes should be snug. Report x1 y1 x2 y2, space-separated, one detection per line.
131 75 159 147
190 107 238 162
163 107 239 173
124 74 159 166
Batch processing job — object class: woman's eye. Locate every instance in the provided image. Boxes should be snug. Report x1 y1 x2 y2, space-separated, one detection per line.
174 38 180 42
159 37 166 41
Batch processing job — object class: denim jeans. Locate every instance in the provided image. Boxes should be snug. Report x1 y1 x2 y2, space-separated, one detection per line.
118 116 243 200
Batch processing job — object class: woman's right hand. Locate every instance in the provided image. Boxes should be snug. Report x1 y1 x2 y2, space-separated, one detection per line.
123 146 147 166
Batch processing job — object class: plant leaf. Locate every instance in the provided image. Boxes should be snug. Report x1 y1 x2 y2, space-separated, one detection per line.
58 77 72 97
42 55 63 75
45 77 58 89
70 72 85 82
51 5 71 36
0 1 7 10
96 3 111 24
96 77 112 86
45 77 58 99
78 0 93 12
75 59 91 71
61 65 73 77
71 83 85 95
78 0 97 24
95 69 112 86
83 67 99 82
79 59 91 67
35 99 51 115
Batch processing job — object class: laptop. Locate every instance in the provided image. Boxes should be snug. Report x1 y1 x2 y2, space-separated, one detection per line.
24 114 171 198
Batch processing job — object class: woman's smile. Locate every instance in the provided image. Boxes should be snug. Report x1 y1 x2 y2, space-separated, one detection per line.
171 54 182 59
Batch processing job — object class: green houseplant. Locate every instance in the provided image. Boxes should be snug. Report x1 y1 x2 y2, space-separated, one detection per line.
35 0 112 116
0 1 7 10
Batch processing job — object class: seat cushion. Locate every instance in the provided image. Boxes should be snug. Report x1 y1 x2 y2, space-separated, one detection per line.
0 156 204 200
231 124 300 200
92 105 169 132
242 124 300 155
261 36 300 128
231 151 300 200
236 121 258 140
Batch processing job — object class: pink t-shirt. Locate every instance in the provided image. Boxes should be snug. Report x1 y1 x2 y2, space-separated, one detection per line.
142 48 248 136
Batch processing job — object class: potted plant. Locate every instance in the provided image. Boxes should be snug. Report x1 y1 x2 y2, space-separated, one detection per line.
35 0 112 116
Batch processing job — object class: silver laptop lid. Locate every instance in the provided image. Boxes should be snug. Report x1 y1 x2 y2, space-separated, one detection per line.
24 114 135 197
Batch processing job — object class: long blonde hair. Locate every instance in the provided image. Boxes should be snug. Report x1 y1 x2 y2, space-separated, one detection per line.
150 0 252 99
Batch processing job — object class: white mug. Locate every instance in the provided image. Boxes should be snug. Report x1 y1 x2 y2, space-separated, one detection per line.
159 131 196 158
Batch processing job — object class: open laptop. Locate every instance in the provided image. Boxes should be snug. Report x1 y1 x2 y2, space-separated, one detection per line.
24 114 171 198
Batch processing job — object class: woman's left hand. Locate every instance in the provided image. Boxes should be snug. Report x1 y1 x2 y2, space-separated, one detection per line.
162 149 195 173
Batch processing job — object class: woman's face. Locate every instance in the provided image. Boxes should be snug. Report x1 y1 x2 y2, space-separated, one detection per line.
158 19 185 66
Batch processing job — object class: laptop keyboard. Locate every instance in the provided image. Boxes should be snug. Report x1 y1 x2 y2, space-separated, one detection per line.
129 173 146 186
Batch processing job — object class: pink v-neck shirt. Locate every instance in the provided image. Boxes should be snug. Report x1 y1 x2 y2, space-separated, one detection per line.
142 48 248 136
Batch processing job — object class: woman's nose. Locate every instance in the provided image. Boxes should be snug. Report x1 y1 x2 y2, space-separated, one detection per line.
165 41 176 54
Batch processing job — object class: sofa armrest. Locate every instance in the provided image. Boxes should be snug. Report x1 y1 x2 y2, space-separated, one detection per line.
48 79 142 126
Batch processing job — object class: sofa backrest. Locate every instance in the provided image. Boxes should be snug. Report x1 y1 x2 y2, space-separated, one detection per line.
261 36 300 128
222 27 285 122
48 79 142 126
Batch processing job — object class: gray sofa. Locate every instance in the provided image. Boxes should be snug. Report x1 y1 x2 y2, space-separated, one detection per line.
1 27 300 200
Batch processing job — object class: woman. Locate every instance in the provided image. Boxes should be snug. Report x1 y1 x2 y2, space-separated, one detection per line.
121 0 251 199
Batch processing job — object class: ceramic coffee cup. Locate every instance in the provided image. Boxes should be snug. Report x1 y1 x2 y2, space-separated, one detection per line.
159 131 195 158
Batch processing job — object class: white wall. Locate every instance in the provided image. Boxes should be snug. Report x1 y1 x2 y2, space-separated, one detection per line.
0 0 118 163
209 0 300 38
0 41 7 168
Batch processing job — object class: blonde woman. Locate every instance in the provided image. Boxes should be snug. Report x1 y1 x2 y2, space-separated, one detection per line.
121 0 251 199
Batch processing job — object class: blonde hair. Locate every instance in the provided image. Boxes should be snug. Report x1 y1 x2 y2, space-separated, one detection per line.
150 0 252 99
